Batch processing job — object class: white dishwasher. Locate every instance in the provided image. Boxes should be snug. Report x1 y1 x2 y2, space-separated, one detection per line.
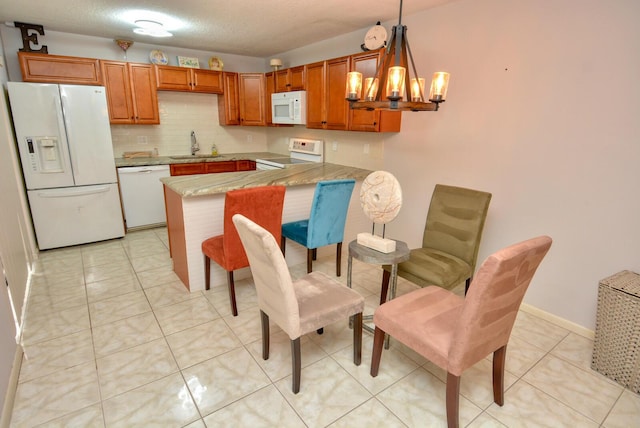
117 165 170 230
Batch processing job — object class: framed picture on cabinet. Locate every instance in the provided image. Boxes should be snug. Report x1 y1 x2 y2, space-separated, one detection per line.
177 56 200 68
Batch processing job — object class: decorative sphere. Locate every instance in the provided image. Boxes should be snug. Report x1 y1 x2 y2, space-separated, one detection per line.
360 171 402 224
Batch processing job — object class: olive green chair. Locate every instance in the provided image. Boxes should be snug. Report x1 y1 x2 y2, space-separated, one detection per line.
380 184 492 302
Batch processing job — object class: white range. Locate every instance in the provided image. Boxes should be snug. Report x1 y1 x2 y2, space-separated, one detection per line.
256 138 324 170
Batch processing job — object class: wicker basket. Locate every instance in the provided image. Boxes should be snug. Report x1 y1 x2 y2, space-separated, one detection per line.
591 270 640 393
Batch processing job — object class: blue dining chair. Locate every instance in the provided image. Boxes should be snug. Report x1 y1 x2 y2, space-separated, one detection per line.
281 179 356 277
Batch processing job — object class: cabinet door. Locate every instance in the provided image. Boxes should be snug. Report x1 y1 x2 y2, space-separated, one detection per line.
239 73 266 126
265 72 275 125
324 56 350 130
101 61 135 124
289 66 305 90
236 160 256 171
155 65 192 91
305 61 326 129
275 69 290 92
19 52 102 85
129 63 160 124
170 163 205 176
218 72 240 126
205 161 236 173
192 69 223 93
349 50 401 132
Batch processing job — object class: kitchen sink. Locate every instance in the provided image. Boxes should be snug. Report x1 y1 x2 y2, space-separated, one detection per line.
169 155 223 159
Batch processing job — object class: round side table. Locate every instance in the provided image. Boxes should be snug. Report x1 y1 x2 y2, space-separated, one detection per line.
347 239 410 346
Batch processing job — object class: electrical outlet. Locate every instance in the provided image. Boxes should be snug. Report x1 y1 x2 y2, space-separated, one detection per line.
247 135 253 143
332 141 338 151
136 135 148 144
364 143 370 154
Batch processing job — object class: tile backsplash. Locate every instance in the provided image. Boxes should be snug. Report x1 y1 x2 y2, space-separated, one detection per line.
110 92 268 157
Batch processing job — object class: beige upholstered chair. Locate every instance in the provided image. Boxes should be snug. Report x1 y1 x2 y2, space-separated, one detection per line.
202 186 285 316
371 236 552 428
233 213 365 394
381 184 491 302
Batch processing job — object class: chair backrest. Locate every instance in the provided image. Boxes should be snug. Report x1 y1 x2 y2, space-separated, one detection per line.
448 235 552 375
422 184 492 272
232 214 301 338
306 179 356 248
222 186 286 271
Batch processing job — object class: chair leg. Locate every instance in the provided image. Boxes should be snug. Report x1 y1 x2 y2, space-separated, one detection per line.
352 312 362 365
306 249 313 273
312 248 317 260
227 271 238 316
291 338 301 394
493 345 506 406
336 242 342 277
370 326 386 377
446 372 461 428
380 269 391 305
261 310 270 360
204 255 211 291
281 236 286 255
464 277 472 295
316 328 323 335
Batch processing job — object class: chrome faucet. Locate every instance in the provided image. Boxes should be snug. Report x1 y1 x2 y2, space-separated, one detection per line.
190 131 200 155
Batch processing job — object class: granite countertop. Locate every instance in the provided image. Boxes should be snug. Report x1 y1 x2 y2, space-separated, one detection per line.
115 152 280 168
161 163 372 198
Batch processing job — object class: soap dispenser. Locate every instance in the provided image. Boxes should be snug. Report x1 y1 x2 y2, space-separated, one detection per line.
211 143 218 156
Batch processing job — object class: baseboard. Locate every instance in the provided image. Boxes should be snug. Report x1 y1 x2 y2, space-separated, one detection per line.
0 345 23 428
520 303 595 339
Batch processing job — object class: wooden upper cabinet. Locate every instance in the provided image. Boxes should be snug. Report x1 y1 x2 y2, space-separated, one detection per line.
100 61 159 125
305 57 350 130
274 66 305 92
349 50 401 133
155 65 223 93
304 61 326 129
265 72 275 125
18 52 102 85
238 73 266 126
218 72 240 126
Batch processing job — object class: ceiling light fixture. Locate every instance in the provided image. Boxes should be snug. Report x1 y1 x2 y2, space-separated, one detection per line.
133 20 172 38
346 0 450 112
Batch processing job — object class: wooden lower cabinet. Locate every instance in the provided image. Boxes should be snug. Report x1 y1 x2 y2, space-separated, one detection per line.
236 160 256 171
170 160 255 176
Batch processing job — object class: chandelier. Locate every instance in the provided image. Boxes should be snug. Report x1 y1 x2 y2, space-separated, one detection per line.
346 0 450 112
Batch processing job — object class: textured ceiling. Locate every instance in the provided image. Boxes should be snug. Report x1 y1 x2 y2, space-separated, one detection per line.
0 0 456 57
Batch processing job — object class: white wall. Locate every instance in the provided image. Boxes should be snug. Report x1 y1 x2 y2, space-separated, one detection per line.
381 0 640 330
0 33 35 423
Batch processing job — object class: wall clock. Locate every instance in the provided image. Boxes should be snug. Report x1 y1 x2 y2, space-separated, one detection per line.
362 23 387 51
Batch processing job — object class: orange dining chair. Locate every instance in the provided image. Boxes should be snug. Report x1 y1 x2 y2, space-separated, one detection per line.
233 213 364 393
371 235 552 428
202 186 286 316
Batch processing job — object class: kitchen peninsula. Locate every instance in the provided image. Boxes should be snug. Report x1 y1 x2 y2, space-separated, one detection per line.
162 162 372 291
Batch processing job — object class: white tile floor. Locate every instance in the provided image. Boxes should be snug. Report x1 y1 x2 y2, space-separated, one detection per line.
8 227 640 427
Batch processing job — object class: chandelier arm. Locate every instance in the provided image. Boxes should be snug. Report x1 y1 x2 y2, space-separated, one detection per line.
404 30 425 102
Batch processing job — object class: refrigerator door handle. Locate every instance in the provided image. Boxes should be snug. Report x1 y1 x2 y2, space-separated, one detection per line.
59 92 80 178
35 186 111 198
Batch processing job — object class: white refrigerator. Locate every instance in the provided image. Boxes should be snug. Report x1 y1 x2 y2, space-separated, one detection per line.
8 82 125 250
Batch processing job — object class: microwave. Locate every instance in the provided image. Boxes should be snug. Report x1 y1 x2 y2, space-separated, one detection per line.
271 90 306 125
